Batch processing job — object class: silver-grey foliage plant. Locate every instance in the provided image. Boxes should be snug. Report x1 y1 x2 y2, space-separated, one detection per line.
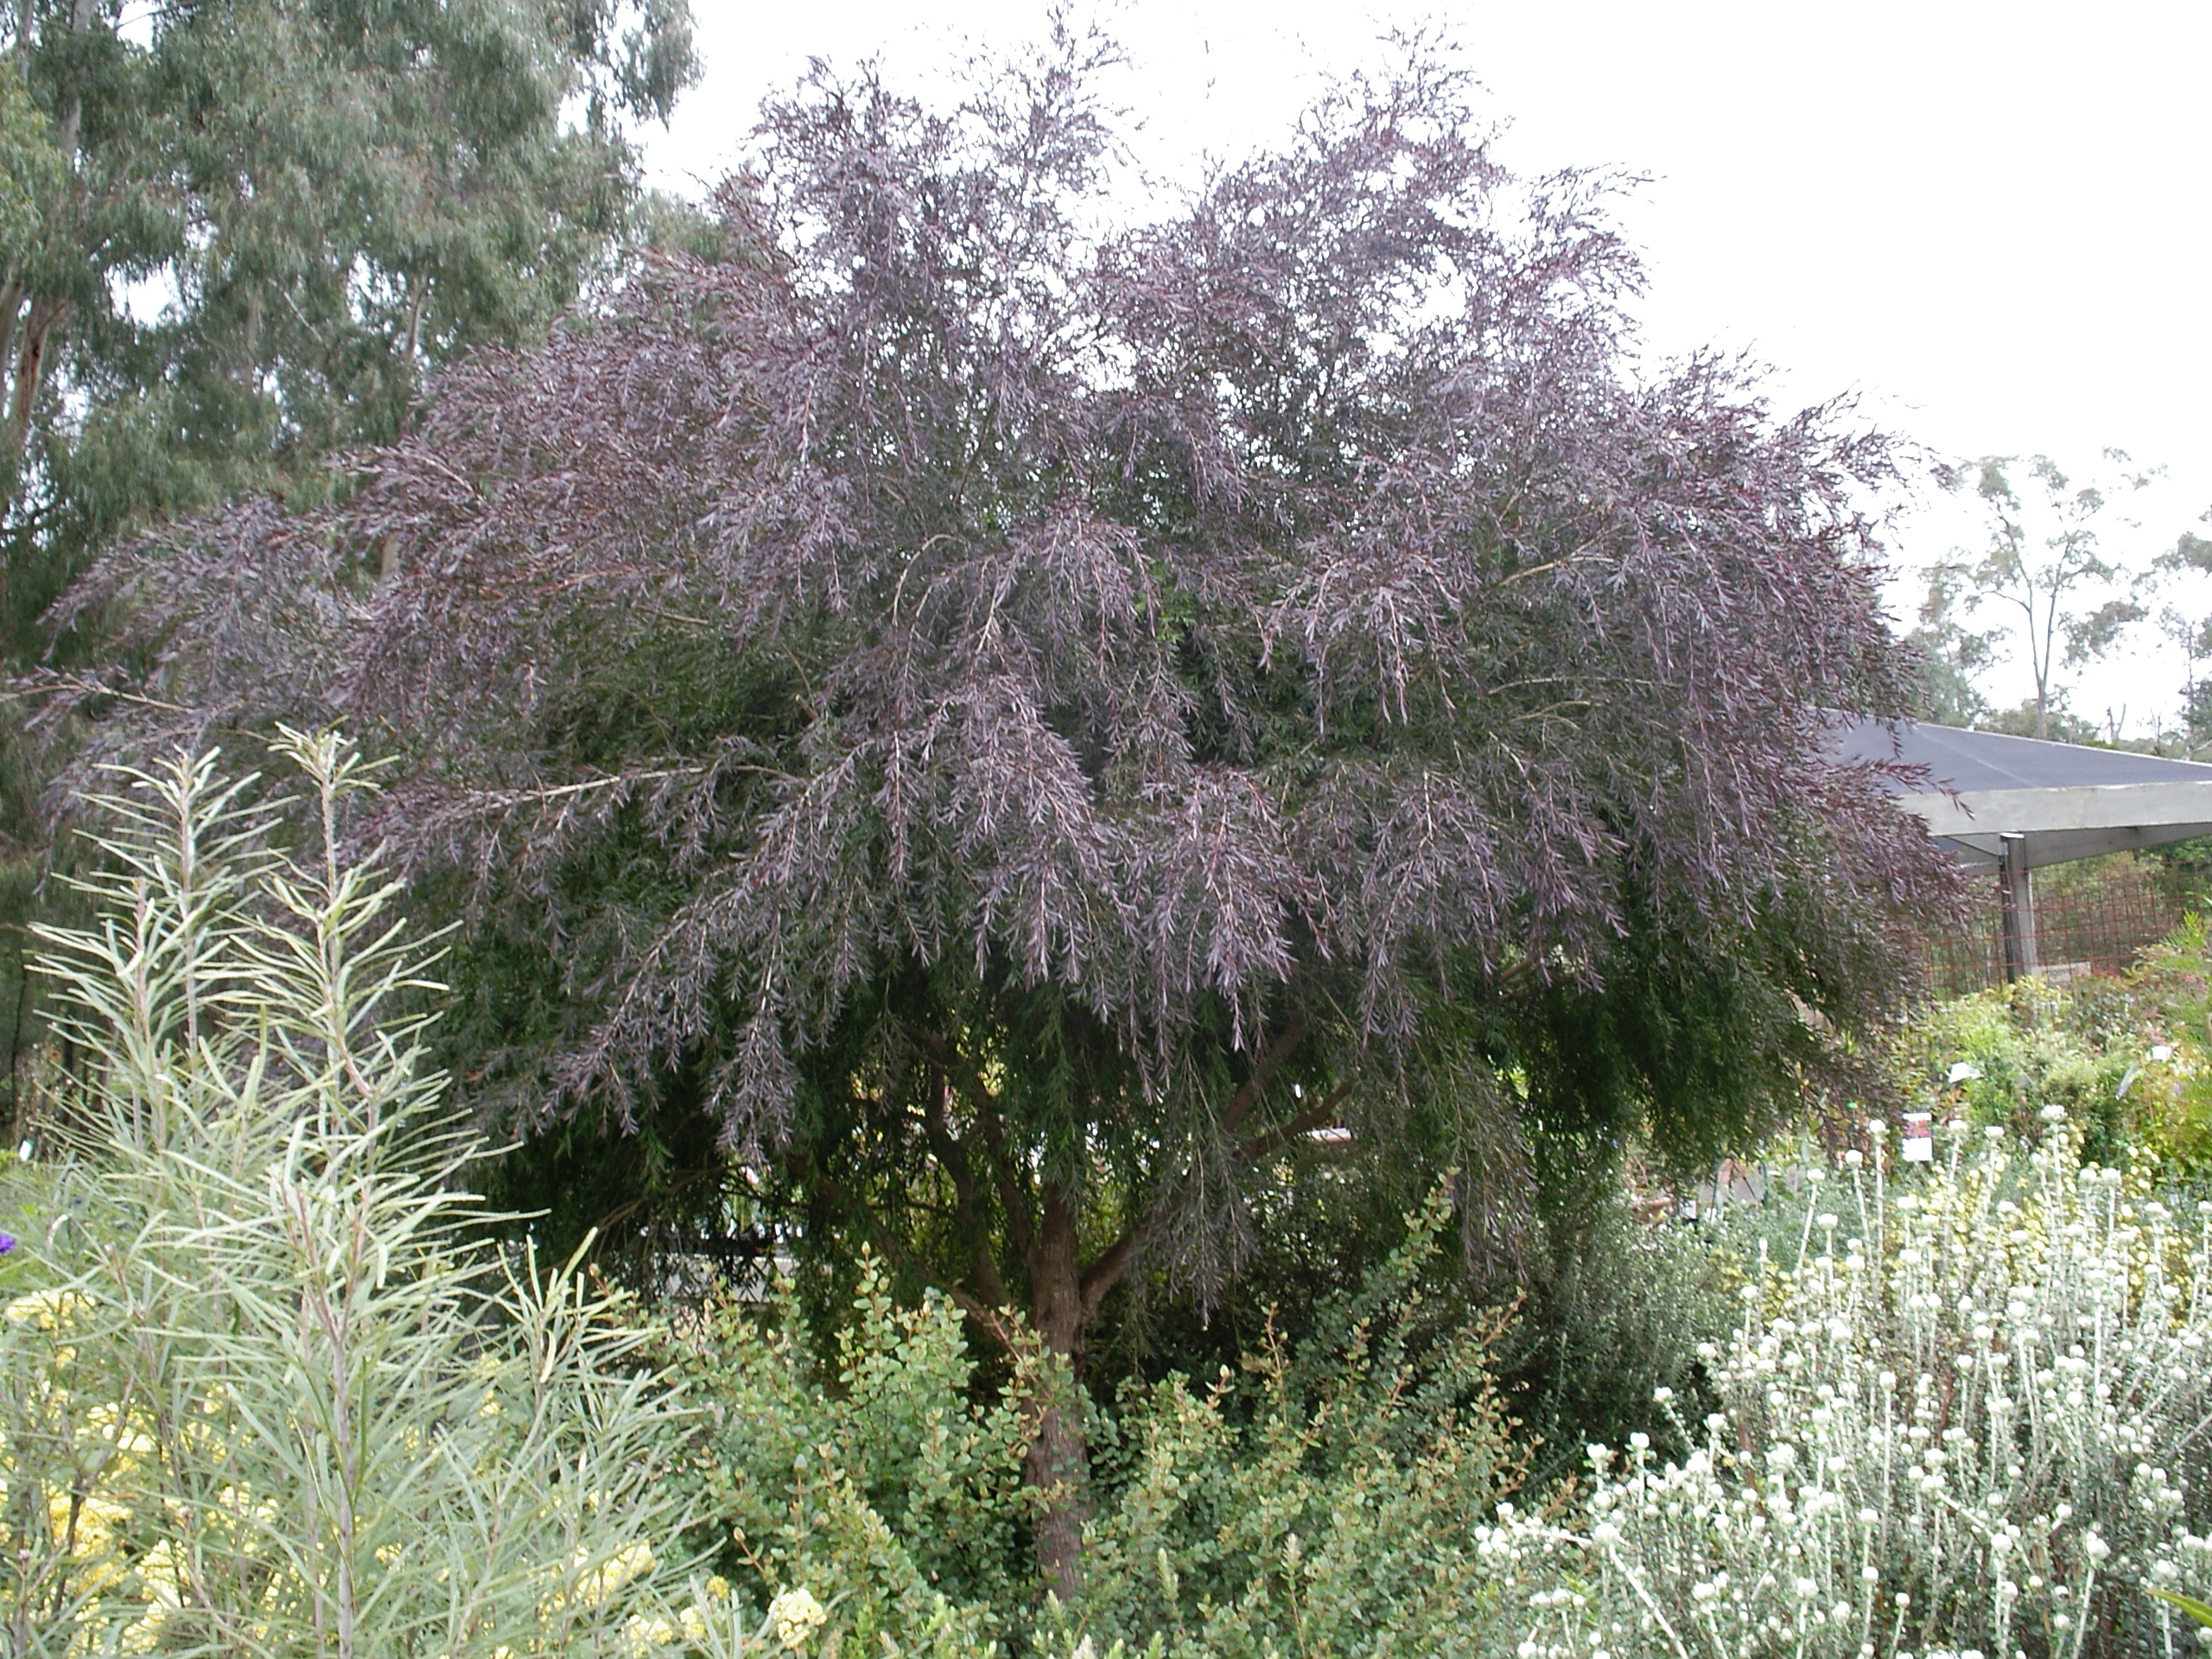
0 734 730 1657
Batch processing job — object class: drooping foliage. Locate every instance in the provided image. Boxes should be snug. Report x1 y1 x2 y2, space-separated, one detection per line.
49 25 1955 1577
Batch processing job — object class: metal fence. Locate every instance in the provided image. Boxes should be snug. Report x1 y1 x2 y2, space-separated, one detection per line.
1921 857 2209 997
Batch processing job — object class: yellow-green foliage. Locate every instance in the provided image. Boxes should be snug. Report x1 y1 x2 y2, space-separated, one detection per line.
1880 917 2212 1173
1886 982 2133 1154
668 1192 1535 1659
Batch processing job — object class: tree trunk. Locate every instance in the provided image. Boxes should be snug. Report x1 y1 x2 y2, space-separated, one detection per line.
1024 1180 1092 1602
2 291 64 474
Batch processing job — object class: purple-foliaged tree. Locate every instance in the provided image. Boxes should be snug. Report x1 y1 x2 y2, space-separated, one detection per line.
45 25 1953 1584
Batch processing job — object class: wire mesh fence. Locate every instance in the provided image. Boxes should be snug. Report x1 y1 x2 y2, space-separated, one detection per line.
1922 855 2212 997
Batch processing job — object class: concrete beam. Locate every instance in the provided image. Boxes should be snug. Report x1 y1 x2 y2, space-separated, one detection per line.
1893 781 2212 870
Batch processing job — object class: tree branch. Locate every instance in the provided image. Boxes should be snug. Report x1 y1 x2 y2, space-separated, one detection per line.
1077 1067 1358 1322
921 1067 1014 1310
918 1029 1039 1268
1235 1073 1357 1166
1219 1011 1307 1137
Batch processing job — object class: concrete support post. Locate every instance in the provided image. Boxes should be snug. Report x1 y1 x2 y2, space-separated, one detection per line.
1999 832 2037 981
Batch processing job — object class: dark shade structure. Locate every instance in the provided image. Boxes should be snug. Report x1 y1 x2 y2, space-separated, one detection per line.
1835 718 2212 977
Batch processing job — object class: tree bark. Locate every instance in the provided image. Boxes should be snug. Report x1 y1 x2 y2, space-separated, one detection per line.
1 291 64 474
1024 1179 1092 1602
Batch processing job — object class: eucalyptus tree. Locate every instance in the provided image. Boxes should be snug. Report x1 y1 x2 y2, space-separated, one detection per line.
2153 519 2212 754
1904 564 1993 727
1942 453 2152 741
0 0 696 633
0 0 695 1132
58 32 1954 1585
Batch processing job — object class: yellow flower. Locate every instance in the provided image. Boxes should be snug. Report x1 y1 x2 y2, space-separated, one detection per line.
767 1586 827 1650
5 1286 86 1329
582 1539 655 1605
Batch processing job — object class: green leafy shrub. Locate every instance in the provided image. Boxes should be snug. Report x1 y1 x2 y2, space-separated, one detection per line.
1492 1180 1738 1489
1887 982 2135 1159
667 1263 1033 1654
0 739 771 1657
671 1191 1541 1657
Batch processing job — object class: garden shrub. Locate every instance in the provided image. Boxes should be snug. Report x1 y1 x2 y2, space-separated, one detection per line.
1498 1115 2212 1659
670 1189 1541 1658
0 739 785 1657
1493 1177 1738 1489
33 731 2212 1659
1886 983 2135 1160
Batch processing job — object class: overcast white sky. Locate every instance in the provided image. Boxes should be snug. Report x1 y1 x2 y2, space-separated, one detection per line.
642 0 2212 738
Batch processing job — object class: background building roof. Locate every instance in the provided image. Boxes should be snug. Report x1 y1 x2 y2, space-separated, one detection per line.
1832 718 2212 869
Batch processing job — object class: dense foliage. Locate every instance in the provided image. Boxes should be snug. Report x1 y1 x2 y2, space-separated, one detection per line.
0 0 696 557
1 737 709 1656
0 0 703 1140
17 739 2212 1658
664 1193 1527 1657
46 32 1957 1575
1510 1116 2212 1659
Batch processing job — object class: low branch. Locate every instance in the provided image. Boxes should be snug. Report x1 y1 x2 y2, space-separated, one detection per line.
1079 1067 1359 1321
918 1030 1039 1268
1234 1073 1357 1166
1077 1230 1139 1320
783 1151 1032 1351
921 1071 1014 1311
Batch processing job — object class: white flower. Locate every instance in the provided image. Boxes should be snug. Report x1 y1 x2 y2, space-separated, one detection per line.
767 1587 828 1650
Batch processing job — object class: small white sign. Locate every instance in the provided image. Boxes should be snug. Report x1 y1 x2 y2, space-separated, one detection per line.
1946 1062 1980 1085
1901 1111 1934 1164
2152 1045 2175 1062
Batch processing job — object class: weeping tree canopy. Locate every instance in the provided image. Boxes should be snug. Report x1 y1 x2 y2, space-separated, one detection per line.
50 24 1953 1583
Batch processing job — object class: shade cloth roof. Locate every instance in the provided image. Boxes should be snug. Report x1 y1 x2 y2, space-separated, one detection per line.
1831 718 2212 870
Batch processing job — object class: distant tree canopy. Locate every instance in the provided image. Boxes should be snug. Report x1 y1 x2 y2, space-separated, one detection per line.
0 0 698 1122
0 0 697 652
54 29 1955 1585
1934 453 2152 743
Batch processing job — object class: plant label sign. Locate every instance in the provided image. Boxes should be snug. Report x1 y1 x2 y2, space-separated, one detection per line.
1901 1111 1934 1163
